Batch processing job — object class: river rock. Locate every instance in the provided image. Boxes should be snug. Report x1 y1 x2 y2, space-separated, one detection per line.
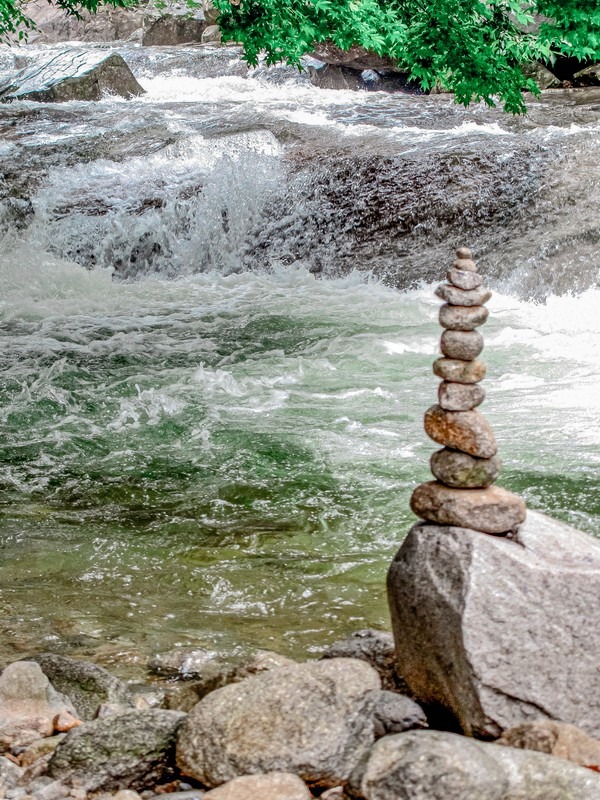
439 304 489 331
28 654 132 721
147 648 218 679
430 448 501 488
202 0 220 25
455 247 472 260
371 692 427 738
522 62 562 90
435 283 492 307
319 630 406 692
433 357 486 383
176 658 380 789
438 381 485 411
424 405 496 457
0 662 77 751
0 51 144 103
447 267 483 290
0 755 23 788
387 510 600 738
344 730 600 800
497 721 600 770
48 710 184 791
142 16 207 46
201 25 222 44
440 330 484 361
203 773 311 800
453 257 477 272
574 64 600 87
410 482 526 533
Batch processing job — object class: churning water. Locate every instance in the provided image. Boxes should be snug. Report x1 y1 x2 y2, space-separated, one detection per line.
0 44 599 676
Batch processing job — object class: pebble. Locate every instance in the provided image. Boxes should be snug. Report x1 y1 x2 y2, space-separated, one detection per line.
447 267 483 290
435 284 492 307
439 304 489 331
424 405 497 459
433 358 486 385
52 714 80 735
410 481 527 534
430 448 502 489
438 381 485 411
440 330 484 361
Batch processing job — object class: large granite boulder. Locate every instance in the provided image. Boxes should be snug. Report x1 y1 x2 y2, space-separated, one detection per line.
0 661 77 750
574 64 600 87
23 0 145 43
0 50 144 103
28 653 132 721
142 15 207 46
387 510 600 738
344 730 600 800
48 710 184 791
176 658 380 789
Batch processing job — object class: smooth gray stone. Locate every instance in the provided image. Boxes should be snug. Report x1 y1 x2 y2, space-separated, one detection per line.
435 283 492 307
370 691 427 738
447 267 483 290
438 381 485 411
387 511 600 739
430 448 501 488
440 330 484 361
319 629 407 693
344 730 600 800
439 304 489 331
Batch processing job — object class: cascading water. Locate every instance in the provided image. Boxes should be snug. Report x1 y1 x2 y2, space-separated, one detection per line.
0 43 599 677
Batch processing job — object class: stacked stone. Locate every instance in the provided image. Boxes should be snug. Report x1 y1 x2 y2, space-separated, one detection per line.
410 247 526 536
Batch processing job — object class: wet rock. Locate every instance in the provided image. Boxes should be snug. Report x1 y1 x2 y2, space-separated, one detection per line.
574 64 600 87
498 720 600 770
0 662 77 751
446 267 483 290
410 482 526 533
371 692 427 739
48 710 184 792
201 25 221 44
142 16 207 47
440 330 483 361
522 62 562 90
430 448 501 489
203 773 311 800
176 659 380 789
319 630 406 693
387 511 600 738
439 304 489 331
435 283 492 307
438 381 485 411
344 730 600 800
424 405 496 458
0 51 144 103
232 651 296 681
28 654 131 722
309 41 401 72
18 735 66 768
147 648 218 679
307 64 367 91
433 357 486 384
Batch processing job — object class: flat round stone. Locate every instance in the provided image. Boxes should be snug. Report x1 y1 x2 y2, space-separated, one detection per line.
439 304 489 331
435 284 492 307
440 330 484 361
456 247 472 260
430 448 502 488
447 268 483 291
424 404 497 458
433 358 486 384
410 481 526 534
438 381 485 411
453 258 477 272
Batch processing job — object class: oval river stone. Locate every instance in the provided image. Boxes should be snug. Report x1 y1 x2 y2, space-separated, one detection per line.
430 448 502 489
435 284 492 307
439 304 489 331
424 405 497 458
454 258 477 272
440 330 484 361
447 267 483 291
433 358 486 384
438 381 485 411
410 481 527 534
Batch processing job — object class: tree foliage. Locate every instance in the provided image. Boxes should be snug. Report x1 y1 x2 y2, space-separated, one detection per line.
212 0 600 113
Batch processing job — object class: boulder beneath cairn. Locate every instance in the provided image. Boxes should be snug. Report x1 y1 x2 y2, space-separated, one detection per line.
48 709 184 791
0 661 77 750
0 51 144 103
344 730 600 800
387 510 600 739
176 659 380 789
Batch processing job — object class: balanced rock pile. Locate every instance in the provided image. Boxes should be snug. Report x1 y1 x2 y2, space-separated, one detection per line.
410 247 526 535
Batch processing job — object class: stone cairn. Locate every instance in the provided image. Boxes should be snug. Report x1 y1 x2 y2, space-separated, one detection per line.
410 247 526 536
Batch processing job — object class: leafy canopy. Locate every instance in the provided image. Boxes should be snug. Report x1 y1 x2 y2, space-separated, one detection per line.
212 0 600 113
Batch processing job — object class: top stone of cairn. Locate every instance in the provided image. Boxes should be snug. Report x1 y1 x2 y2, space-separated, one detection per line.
410 248 526 536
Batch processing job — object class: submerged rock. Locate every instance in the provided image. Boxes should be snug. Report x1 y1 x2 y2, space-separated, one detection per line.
0 51 144 103
344 730 600 800
387 510 600 738
176 658 380 789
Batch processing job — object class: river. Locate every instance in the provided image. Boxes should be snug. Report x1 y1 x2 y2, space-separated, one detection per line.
0 43 599 678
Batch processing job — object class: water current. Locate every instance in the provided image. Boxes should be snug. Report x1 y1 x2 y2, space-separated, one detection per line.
0 44 599 678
